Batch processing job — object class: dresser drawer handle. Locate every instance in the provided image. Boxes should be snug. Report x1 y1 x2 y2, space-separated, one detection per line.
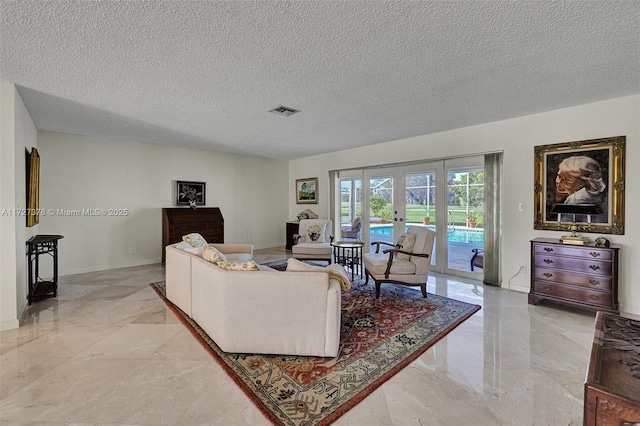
543 259 553 264
589 265 601 271
543 273 553 278
543 247 554 252
543 286 552 291
588 295 599 300
588 252 601 258
589 279 600 286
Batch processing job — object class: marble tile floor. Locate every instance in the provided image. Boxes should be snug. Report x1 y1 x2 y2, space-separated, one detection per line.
0 247 607 425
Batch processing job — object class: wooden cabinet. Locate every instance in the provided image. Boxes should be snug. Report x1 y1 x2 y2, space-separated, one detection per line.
584 312 640 425
162 208 224 262
286 221 299 250
528 238 619 313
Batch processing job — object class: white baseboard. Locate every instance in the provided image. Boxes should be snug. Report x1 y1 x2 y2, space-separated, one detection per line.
60 258 162 277
1 318 19 331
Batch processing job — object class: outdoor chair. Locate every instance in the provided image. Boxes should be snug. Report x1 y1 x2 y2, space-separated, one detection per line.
363 226 435 299
341 217 361 240
292 219 333 264
471 248 484 271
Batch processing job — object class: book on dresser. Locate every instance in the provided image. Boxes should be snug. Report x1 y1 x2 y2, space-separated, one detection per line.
162 208 224 262
529 237 619 313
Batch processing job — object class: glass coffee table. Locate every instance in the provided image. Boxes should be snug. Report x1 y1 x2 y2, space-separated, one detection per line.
331 241 365 281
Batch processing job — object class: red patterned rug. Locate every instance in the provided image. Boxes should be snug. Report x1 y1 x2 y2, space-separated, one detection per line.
151 275 480 425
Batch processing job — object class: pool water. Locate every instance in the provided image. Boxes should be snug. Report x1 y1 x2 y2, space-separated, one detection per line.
370 224 483 245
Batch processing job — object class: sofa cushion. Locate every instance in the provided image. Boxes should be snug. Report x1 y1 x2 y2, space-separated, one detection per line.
364 253 416 275
292 243 332 255
216 260 259 271
394 233 416 260
286 258 351 291
202 244 227 263
183 233 207 248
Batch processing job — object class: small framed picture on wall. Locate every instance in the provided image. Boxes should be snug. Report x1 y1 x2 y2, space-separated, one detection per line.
176 181 206 206
295 177 318 204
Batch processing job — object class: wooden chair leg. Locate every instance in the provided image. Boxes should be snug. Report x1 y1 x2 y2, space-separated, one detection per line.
375 282 381 299
420 283 427 298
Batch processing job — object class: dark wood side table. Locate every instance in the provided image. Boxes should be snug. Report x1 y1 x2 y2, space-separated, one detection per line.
331 241 364 281
286 221 299 250
584 312 640 425
26 235 63 305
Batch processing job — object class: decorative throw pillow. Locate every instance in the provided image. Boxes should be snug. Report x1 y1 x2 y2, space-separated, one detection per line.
182 233 207 248
202 244 227 263
285 258 351 291
215 260 259 271
306 224 325 243
394 233 416 261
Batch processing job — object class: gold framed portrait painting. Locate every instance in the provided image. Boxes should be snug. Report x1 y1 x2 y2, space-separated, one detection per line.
534 136 625 235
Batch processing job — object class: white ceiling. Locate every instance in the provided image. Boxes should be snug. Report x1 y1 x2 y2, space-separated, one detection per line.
1 1 639 160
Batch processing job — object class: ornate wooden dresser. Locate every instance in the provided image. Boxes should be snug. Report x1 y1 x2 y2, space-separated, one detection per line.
529 238 619 313
584 312 640 425
162 208 224 262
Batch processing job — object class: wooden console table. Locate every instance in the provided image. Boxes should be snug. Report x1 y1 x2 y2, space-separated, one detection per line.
584 312 640 425
162 208 224 262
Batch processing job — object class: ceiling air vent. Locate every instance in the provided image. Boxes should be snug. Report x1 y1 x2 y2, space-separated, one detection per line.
269 106 300 117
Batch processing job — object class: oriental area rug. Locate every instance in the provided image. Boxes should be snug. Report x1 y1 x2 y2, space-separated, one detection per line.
150 270 480 426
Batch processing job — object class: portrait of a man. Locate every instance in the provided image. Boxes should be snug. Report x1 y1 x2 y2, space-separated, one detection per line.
534 135 625 235
550 153 608 223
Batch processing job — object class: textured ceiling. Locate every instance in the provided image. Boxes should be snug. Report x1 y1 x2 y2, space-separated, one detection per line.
1 1 639 160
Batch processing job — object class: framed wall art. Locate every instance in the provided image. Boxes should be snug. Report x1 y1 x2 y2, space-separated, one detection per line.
533 136 625 235
295 177 318 204
176 181 206 206
26 147 40 227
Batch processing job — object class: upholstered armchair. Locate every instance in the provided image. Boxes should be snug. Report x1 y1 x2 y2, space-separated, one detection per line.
292 219 334 264
341 217 361 240
363 226 435 299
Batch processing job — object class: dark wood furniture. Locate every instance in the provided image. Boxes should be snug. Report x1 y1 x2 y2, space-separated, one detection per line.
529 238 619 313
26 235 63 305
162 208 224 262
286 221 299 250
331 241 364 280
584 312 640 425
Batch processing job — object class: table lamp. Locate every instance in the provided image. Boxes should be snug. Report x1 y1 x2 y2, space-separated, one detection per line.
550 203 602 245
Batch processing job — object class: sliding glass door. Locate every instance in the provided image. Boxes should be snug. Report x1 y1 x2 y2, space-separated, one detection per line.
336 155 485 279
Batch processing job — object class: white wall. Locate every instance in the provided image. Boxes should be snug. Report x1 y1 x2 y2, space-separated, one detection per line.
289 95 640 315
37 132 288 275
1 82 38 330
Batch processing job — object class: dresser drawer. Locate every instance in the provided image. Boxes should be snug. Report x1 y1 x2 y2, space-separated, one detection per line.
534 268 612 291
534 255 612 276
534 244 613 261
533 282 612 307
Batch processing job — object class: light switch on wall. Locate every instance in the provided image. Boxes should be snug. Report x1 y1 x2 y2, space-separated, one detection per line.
519 203 526 212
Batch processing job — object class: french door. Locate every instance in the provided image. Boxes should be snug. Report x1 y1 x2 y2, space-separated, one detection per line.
337 156 484 279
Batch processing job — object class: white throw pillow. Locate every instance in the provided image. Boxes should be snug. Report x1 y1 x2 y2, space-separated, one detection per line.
182 233 207 248
306 224 326 243
394 233 416 260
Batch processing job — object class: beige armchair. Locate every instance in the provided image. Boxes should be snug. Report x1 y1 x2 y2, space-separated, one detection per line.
363 226 435 299
292 219 333 264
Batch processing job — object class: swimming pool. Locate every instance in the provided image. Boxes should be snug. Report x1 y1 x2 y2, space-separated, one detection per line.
369 224 483 245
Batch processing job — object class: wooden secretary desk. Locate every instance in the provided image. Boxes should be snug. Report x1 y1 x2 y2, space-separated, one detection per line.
161 208 224 262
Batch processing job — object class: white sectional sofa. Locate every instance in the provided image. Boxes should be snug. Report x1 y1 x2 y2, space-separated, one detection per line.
165 243 342 357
